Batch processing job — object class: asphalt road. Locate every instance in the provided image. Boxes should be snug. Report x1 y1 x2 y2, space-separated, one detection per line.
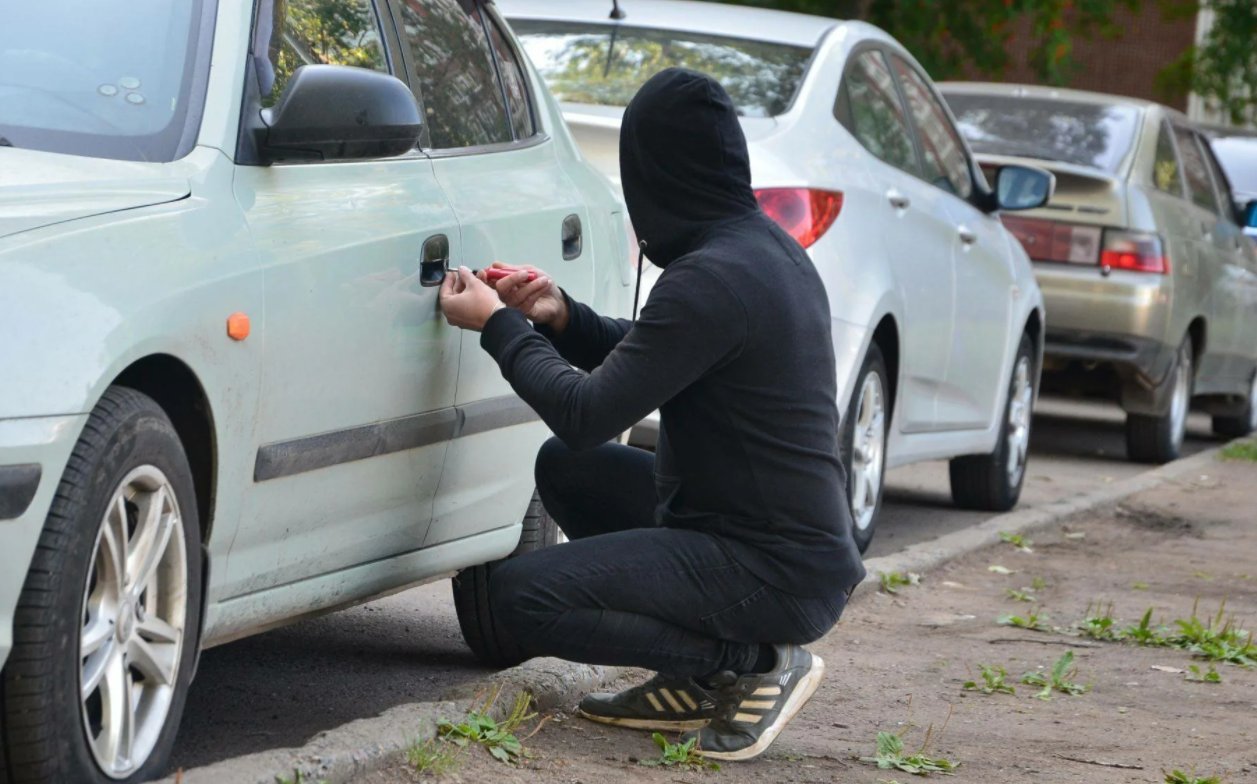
168 397 1223 771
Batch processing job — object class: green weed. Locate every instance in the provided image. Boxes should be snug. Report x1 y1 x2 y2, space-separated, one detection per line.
640 733 719 771
998 608 1046 631
1078 601 1120 641
963 664 1015 695
1031 576 1048 591
1132 581 1149 590
1168 600 1257 667
999 531 1034 552
436 691 538 765
1185 664 1222 684
1005 588 1037 603
1021 651 1088 700
865 730 958 776
879 571 921 595
1220 440 1257 462
1121 607 1170 646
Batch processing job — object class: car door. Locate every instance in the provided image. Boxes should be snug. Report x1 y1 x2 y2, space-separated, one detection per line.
389 0 593 548
1171 123 1236 391
227 0 463 598
837 48 954 433
888 54 1014 430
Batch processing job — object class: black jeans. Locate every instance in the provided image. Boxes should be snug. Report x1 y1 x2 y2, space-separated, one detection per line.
488 438 847 678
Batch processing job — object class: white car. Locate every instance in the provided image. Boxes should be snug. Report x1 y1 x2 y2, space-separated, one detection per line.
0 0 628 780
501 0 1052 550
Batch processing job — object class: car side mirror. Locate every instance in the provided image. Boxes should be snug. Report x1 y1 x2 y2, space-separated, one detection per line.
260 65 423 163
994 165 1054 212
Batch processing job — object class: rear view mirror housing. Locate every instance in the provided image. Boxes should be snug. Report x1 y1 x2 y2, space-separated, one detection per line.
992 165 1054 212
259 65 423 163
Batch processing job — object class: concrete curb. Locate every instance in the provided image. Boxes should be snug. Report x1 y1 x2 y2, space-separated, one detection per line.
161 444 1226 784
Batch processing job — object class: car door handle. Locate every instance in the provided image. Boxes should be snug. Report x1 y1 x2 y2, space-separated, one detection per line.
886 189 910 210
562 214 583 260
958 226 978 246
419 234 450 287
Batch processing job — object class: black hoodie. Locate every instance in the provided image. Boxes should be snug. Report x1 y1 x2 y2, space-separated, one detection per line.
480 68 865 599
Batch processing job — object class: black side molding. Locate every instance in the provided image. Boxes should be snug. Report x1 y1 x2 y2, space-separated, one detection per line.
0 464 41 520
253 395 540 482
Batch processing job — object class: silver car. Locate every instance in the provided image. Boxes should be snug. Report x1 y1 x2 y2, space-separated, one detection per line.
500 0 1054 552
942 83 1257 461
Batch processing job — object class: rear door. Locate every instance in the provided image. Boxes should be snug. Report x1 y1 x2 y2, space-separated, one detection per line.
230 0 462 597
391 0 592 547
887 54 1014 430
837 48 954 433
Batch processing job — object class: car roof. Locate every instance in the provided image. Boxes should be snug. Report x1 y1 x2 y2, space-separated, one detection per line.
496 0 840 48
939 81 1164 114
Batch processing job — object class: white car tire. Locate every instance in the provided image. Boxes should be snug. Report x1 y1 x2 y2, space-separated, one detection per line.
0 387 202 784
1126 337 1193 464
949 334 1035 512
451 491 558 667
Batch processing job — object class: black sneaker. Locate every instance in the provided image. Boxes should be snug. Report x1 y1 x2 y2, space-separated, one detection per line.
682 644 825 761
578 673 720 731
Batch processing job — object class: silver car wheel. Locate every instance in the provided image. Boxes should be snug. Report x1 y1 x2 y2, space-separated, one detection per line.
1248 373 1257 432
1006 355 1033 488
850 372 886 533
80 465 188 780
1169 346 1192 451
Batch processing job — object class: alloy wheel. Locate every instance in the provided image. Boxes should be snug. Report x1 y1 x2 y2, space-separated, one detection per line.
1169 347 1192 451
80 465 188 779
850 372 887 533
1005 355 1033 489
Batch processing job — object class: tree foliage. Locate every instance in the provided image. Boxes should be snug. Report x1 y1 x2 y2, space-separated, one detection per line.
723 0 1137 84
1156 0 1257 125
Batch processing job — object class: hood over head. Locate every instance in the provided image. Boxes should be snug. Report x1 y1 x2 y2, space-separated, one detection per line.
619 68 760 268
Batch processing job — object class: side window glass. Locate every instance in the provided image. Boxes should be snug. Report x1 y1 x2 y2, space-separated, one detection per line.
1153 122 1184 195
396 0 512 150
1197 134 1237 219
485 14 536 140
889 56 972 200
1173 124 1221 215
259 0 388 108
838 51 917 175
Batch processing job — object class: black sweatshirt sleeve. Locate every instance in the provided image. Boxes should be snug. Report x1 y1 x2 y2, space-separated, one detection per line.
481 263 746 450
534 291 632 372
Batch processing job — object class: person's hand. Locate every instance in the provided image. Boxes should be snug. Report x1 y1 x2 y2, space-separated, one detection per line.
440 267 505 331
481 262 569 333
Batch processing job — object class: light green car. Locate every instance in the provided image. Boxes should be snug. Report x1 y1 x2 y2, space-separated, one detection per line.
0 1 629 780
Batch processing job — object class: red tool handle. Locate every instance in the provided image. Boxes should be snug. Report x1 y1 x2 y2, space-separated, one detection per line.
483 266 538 283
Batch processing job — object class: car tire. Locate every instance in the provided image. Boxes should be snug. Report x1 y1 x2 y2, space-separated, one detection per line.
0 387 202 784
452 491 558 667
1210 371 1257 439
1126 337 1193 464
949 333 1035 512
840 344 889 554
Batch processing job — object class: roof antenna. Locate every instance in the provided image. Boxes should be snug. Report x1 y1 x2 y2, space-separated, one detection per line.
610 0 625 19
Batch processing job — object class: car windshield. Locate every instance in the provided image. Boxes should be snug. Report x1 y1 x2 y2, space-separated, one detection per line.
943 93 1140 174
0 1 208 162
509 20 812 118
1211 136 1257 198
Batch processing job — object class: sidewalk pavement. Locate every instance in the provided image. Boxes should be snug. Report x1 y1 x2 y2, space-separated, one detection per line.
352 450 1257 784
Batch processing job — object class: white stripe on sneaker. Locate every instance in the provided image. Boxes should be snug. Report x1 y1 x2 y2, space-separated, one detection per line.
739 699 776 710
733 712 762 724
645 692 665 712
752 686 782 697
677 690 699 711
659 689 685 713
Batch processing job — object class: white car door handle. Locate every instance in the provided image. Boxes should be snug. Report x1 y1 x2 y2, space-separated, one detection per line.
886 189 910 210
958 226 978 246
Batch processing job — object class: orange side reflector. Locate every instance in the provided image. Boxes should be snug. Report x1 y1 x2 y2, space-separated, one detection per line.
226 312 251 341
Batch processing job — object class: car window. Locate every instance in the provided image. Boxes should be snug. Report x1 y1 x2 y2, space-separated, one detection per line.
838 50 917 175
484 13 536 140
1172 124 1222 215
1198 134 1238 218
1211 136 1257 199
510 20 811 118
945 94 1140 174
259 0 389 109
1152 121 1184 196
395 0 512 150
889 56 972 199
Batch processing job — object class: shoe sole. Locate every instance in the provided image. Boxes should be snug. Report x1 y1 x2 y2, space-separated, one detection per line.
576 709 710 732
700 653 826 762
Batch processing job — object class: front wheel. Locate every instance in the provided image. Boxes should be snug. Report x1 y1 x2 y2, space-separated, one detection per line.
840 344 889 554
1126 337 1193 464
452 492 558 667
950 334 1035 511
0 387 202 784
